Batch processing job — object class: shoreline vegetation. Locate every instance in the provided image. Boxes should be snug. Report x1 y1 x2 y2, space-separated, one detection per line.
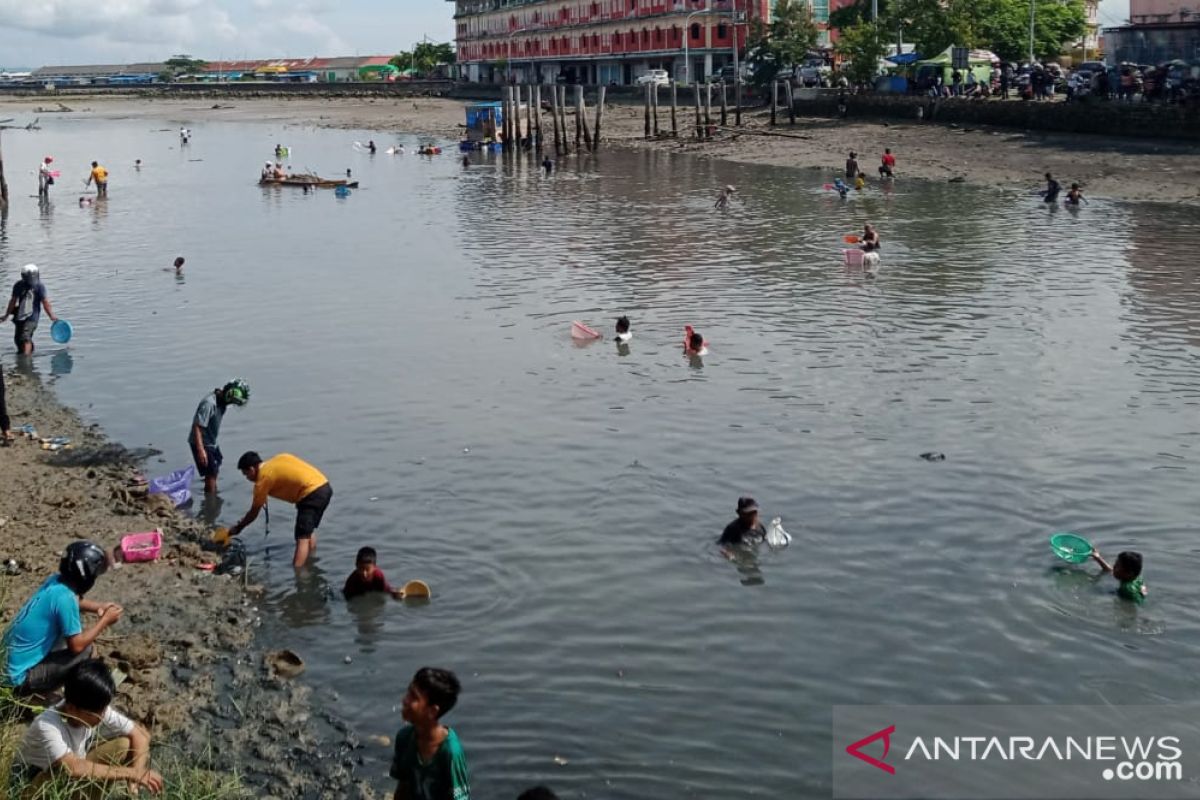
0 370 367 798
1 94 1196 205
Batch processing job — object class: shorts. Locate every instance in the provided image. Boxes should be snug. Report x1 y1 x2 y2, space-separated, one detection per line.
294 482 332 540
13 319 37 350
189 441 223 479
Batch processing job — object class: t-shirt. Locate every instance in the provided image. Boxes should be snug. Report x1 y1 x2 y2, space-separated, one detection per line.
719 518 766 546
253 453 328 506
19 703 134 771
11 280 47 323
390 726 471 800
882 153 896 168
90 165 108 183
1044 180 1060 201
845 159 858 177
343 568 394 598
1118 577 1146 604
2 576 82 686
190 393 224 448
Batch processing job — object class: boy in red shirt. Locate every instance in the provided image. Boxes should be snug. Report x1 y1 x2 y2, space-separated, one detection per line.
343 547 405 599
879 148 896 178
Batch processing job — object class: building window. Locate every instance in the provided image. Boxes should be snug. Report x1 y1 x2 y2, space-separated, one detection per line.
691 23 701 39
717 23 728 38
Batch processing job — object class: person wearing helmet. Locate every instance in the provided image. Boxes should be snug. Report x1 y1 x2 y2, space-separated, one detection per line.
227 451 332 568
1 264 59 355
189 379 250 496
2 541 122 697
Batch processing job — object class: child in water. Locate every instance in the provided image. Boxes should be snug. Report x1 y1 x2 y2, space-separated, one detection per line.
614 316 632 343
1091 549 1147 603
1065 183 1085 205
833 178 849 199
391 667 472 800
854 171 867 191
714 185 735 210
173 256 185 274
683 325 708 356
719 497 766 545
344 547 405 599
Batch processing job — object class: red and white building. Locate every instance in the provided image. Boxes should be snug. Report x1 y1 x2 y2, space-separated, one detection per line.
449 0 772 84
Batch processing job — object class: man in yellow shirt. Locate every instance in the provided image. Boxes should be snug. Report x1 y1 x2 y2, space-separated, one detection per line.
86 161 108 197
227 452 333 567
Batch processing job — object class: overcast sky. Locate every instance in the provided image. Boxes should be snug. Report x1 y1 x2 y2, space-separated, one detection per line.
1 0 1129 69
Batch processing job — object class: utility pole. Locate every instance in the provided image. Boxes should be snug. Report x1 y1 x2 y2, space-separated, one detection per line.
1029 0 1036 63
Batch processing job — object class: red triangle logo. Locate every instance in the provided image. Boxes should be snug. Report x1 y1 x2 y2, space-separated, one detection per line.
846 725 896 774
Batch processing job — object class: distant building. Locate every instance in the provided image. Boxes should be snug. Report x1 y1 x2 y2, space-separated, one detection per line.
1103 0 1200 64
1103 21 1200 63
448 0 772 85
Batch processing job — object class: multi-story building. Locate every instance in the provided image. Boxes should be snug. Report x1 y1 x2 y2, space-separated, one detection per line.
450 0 771 85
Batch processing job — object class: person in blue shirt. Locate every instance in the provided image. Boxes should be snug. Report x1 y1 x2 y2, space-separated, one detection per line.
0 264 59 355
188 379 250 496
2 541 122 697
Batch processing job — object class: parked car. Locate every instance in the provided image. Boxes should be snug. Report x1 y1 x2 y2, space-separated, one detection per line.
637 69 670 86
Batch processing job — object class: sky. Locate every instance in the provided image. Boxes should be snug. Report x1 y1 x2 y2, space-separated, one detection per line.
1 0 1131 70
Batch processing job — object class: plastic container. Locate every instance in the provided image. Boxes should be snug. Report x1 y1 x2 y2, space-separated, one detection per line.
51 319 73 344
1049 532 1093 563
120 530 163 563
843 249 866 267
570 321 602 340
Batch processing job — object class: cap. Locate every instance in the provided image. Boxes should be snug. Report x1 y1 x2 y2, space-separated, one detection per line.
737 497 759 514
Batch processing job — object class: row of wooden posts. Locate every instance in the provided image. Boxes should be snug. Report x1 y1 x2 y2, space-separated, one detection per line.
496 78 800 154
500 84 607 155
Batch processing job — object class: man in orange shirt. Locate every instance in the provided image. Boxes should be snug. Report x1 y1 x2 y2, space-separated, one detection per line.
227 452 333 567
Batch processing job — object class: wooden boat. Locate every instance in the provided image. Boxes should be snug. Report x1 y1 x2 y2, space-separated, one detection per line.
259 174 359 189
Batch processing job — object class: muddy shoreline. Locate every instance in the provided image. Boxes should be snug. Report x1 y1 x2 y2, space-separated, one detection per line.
2 94 1196 205
0 366 374 799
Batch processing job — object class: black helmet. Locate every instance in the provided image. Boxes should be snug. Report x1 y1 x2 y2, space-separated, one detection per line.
59 541 109 596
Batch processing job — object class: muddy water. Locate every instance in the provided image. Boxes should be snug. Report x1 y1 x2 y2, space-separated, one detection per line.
3 116 1200 798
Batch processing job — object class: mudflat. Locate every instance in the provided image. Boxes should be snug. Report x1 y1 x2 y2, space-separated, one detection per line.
2 94 1194 204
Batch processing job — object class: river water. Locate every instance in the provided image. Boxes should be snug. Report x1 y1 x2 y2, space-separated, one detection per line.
4 116 1200 798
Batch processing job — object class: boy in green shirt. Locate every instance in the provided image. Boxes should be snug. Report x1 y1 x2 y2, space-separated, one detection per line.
391 667 471 800
1091 549 1147 603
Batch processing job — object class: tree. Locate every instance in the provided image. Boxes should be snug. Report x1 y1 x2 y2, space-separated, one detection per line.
163 54 208 76
829 0 891 32
390 42 455 77
881 0 1085 62
836 21 890 85
746 0 820 87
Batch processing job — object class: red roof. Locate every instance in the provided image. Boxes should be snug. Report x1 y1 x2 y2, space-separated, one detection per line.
357 56 394 67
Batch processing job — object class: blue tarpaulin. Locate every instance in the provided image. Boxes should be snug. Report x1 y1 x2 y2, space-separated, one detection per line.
886 52 922 65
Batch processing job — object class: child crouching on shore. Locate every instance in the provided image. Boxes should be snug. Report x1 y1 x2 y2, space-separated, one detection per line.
391 667 472 800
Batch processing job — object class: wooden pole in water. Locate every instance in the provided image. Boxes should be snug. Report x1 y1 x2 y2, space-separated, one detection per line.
770 81 778 126
579 87 592 153
720 82 728 127
670 80 678 137
574 85 583 150
735 80 742 126
704 83 712 137
506 86 516 149
693 85 703 139
515 86 525 146
643 82 651 139
526 85 535 146
534 85 543 150
653 83 661 136
558 86 570 152
593 86 605 150
786 81 796 125
550 85 561 153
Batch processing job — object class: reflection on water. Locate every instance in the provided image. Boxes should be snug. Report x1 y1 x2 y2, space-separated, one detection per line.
3 118 1200 798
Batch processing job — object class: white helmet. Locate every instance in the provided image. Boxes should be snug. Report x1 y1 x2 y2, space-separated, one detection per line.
20 264 38 279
